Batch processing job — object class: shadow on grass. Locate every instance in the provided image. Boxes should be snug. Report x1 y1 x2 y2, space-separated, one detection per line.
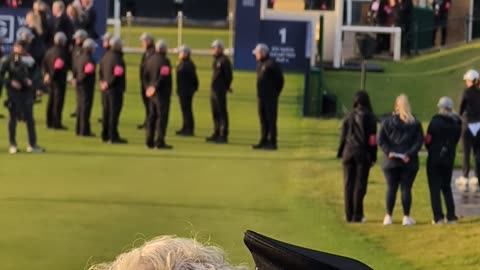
0 197 288 214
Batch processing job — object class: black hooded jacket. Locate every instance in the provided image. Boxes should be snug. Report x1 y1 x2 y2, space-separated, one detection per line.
176 57 199 97
256 56 284 100
425 113 461 166
459 86 480 123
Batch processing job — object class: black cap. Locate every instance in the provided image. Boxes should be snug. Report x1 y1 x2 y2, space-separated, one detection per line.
244 231 373 270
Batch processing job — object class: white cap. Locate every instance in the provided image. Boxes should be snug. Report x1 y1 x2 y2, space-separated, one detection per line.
73 29 88 40
464 69 479 81
54 32 67 45
437 97 454 110
178 44 191 54
211 39 224 49
139 32 154 42
102 32 113 41
109 37 123 48
155 40 167 51
252 43 269 55
82 38 98 49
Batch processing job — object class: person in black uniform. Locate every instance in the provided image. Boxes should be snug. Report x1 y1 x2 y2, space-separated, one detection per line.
69 29 88 118
337 91 377 223
393 0 413 55
0 37 4 119
0 41 45 154
145 40 173 150
176 45 199 136
80 0 98 39
18 28 43 102
378 94 424 226
72 38 96 137
43 32 69 130
138 32 155 130
252 44 284 150
432 0 451 46
458 70 480 189
206 40 233 144
425 97 461 224
99 37 128 144
97 32 112 124
52 1 74 45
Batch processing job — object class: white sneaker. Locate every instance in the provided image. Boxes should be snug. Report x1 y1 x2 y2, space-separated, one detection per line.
455 177 469 192
402 216 416 226
383 215 393 226
27 145 45 153
432 220 444 225
469 177 479 193
361 217 367 223
8 145 18 154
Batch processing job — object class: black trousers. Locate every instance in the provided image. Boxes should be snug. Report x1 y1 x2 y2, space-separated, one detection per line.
383 166 418 216
46 81 66 128
146 94 171 147
462 127 477 177
179 94 195 133
76 84 94 136
433 16 448 46
258 97 279 145
102 90 124 141
402 22 411 55
210 90 229 137
427 160 456 222
141 87 150 126
343 156 371 222
7 93 37 146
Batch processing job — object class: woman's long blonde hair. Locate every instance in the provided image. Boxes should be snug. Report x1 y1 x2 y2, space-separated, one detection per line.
26 12 43 35
395 94 415 124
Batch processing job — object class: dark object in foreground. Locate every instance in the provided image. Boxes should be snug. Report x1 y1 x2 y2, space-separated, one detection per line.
244 230 373 270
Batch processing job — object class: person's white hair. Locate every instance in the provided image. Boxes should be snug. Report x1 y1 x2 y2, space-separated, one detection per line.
88 236 248 270
53 0 65 12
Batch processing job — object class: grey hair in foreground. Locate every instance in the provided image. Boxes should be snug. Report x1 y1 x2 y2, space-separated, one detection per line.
88 236 249 270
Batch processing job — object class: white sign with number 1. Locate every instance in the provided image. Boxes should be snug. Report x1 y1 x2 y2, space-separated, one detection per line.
279 28 287 44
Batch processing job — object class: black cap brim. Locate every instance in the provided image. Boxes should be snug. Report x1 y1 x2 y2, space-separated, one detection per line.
244 231 373 270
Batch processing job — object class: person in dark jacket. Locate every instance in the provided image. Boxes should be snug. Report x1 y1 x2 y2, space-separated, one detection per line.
138 32 156 130
458 69 480 190
0 41 45 154
252 44 284 150
80 0 98 39
43 32 69 130
393 0 413 55
26 12 46 65
176 45 199 136
97 32 112 124
206 40 233 144
52 1 74 46
69 29 88 118
34 0 53 48
337 91 377 223
378 94 424 226
99 37 127 144
72 38 96 137
18 28 43 101
425 97 461 224
144 40 173 150
374 0 392 53
67 3 84 32
432 0 451 46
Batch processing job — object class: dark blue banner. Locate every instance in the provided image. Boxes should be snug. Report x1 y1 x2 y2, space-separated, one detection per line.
233 0 261 71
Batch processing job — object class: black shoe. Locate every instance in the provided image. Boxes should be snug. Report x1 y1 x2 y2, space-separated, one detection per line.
79 133 96 138
206 135 219 143
264 143 278 151
137 124 145 130
110 138 128 144
215 136 228 144
252 141 267 150
176 130 194 137
157 143 173 150
97 118 103 123
70 112 77 118
54 125 68 131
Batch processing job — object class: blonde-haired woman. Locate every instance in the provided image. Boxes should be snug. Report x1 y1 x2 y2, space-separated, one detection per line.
378 94 424 226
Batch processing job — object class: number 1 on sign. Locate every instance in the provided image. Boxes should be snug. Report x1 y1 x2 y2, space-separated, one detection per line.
279 28 287 44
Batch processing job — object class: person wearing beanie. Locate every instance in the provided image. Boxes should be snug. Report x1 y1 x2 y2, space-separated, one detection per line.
72 38 97 137
252 43 284 151
43 32 69 130
176 45 199 136
458 69 480 190
99 37 128 144
144 40 173 150
138 32 156 130
425 97 461 224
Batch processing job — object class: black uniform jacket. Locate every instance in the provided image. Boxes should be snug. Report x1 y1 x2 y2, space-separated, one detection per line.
99 50 126 93
144 53 172 97
42 45 69 83
425 113 461 166
459 86 480 123
73 51 96 88
256 56 284 100
211 54 233 93
176 57 199 97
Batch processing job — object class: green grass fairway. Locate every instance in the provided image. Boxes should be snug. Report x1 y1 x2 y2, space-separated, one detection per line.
1 41 480 270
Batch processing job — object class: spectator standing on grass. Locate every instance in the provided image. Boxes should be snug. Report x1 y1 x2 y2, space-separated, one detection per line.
379 94 424 226
138 32 156 130
206 40 233 144
337 91 377 223
67 3 84 32
457 70 480 191
425 97 461 224
176 45 199 137
393 0 413 56
432 0 451 46
144 40 173 150
80 0 98 39
99 37 127 144
52 1 74 46
33 0 53 48
43 32 69 130
0 41 45 154
252 43 284 151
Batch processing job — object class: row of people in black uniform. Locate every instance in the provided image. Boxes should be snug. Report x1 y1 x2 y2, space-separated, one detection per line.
338 70 480 225
137 35 284 150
